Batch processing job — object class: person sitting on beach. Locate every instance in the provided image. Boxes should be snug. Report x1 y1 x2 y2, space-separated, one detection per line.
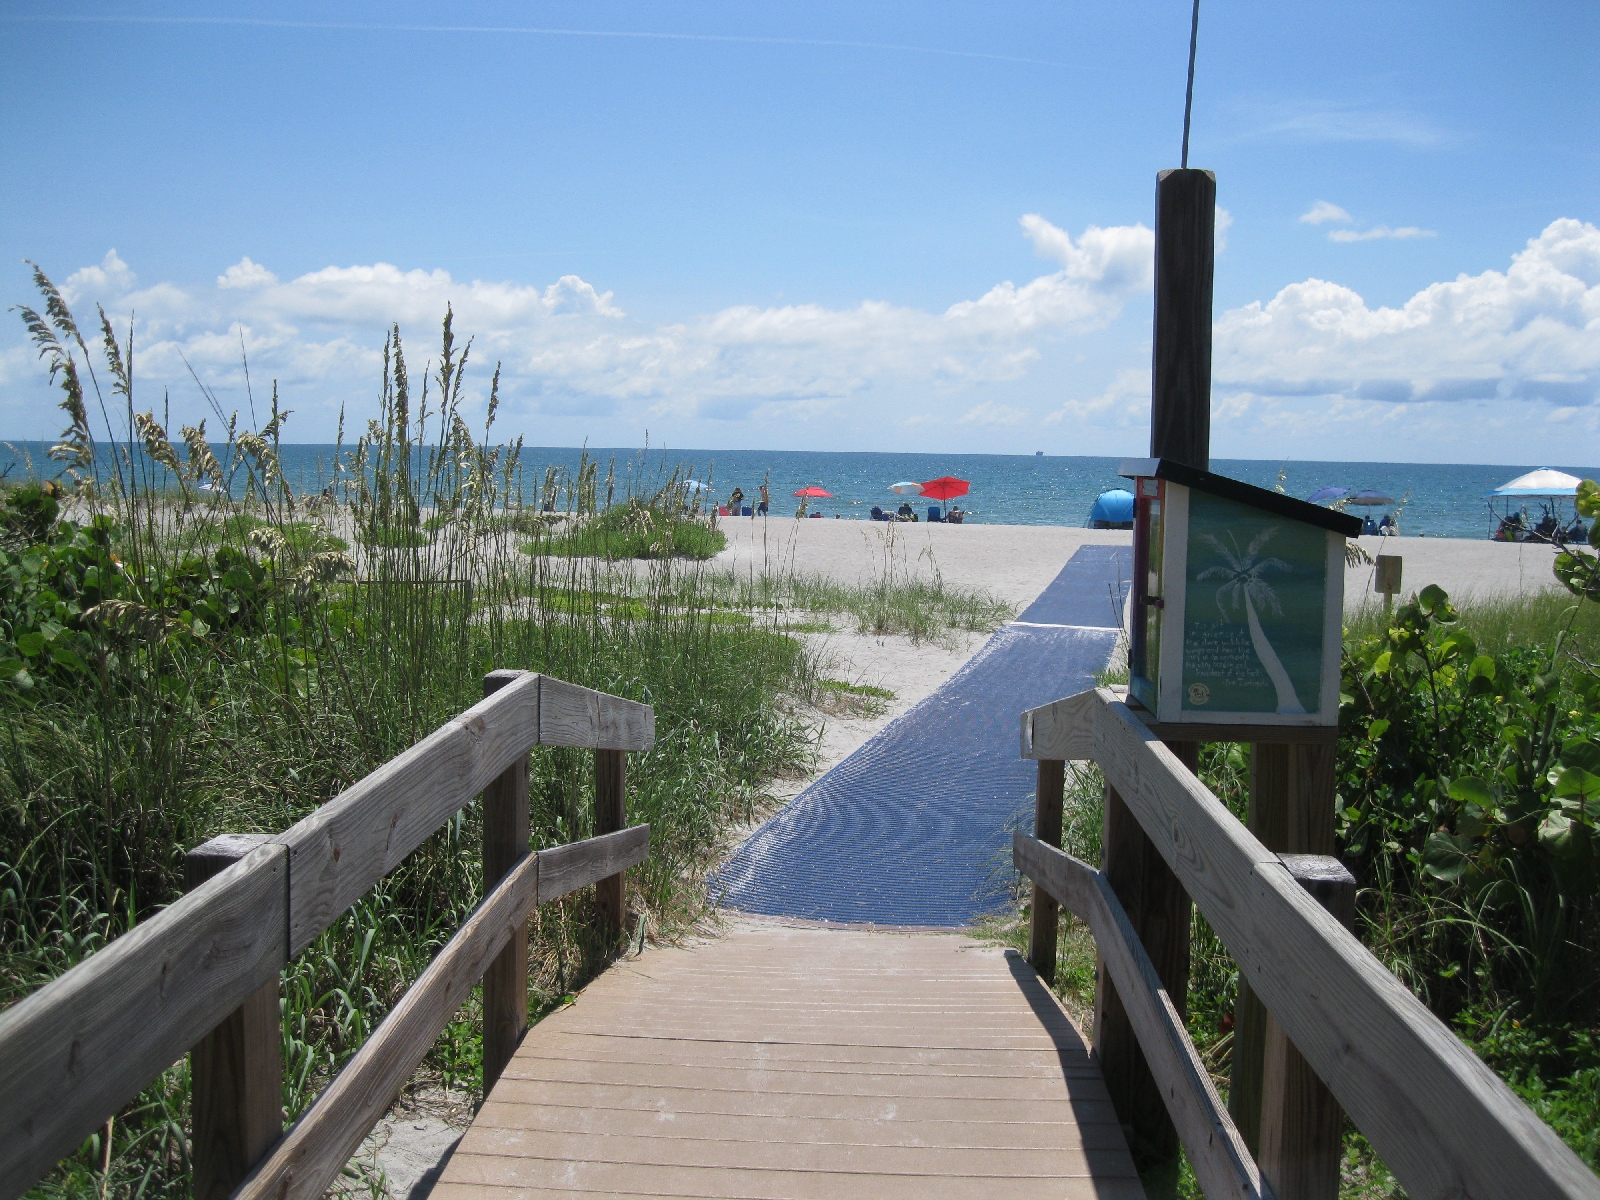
947 504 965 525
1378 513 1394 535
896 501 917 522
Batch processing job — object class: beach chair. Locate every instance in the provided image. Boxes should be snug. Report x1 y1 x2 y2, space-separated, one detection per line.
928 506 943 523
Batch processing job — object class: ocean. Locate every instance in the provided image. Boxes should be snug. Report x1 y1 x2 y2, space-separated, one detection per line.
2 441 1596 541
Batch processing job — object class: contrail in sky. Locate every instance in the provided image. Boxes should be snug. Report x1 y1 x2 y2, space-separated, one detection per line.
2 14 1071 70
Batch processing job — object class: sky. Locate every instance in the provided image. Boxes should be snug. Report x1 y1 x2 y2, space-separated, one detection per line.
1 1 1596 464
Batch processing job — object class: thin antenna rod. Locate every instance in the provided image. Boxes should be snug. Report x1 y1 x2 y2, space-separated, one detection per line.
1181 0 1200 168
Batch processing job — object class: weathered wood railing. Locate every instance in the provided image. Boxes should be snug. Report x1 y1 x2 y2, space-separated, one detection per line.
0 670 654 1200
1015 686 1600 1200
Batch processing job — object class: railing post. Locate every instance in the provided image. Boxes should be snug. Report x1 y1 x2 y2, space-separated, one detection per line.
1094 740 1195 1177
1258 854 1356 1200
186 834 282 1200
482 669 532 1094
594 748 628 943
1232 742 1337 1152
1027 759 1066 981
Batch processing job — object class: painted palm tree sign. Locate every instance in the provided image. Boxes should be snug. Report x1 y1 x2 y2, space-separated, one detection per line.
1182 490 1328 715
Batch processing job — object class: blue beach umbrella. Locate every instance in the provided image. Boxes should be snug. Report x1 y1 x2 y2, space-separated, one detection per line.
1306 486 1348 505
1346 489 1395 507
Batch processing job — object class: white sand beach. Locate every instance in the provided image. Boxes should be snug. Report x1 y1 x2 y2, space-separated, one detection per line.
712 516 1566 612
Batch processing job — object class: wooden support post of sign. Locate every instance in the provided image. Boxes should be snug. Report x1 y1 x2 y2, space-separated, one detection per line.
187 834 283 1200
1095 742 1197 1172
1150 169 1217 472
481 670 531 1094
1232 742 1339 1153
1028 759 1067 982
1112 165 1210 1181
594 748 628 943
1259 855 1358 1200
1375 554 1403 612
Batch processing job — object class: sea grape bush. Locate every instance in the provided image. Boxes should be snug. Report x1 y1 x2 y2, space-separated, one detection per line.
1339 565 1600 1005
0 482 318 699
1553 479 1600 602
0 484 120 689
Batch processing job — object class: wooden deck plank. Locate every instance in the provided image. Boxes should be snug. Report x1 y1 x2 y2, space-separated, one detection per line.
469 1102 1131 1148
494 1058 1106 1097
485 1078 1120 1124
505 1044 1095 1077
438 922 1142 1198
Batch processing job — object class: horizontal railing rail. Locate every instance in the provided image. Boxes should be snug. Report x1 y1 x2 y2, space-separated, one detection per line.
0 671 654 1200
1014 832 1266 1200
235 824 649 1200
1016 686 1598 1200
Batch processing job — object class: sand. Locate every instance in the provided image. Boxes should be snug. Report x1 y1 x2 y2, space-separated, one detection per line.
1343 534 1565 608
708 516 1567 613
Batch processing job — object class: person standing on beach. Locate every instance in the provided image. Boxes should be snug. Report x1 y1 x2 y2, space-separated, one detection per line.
728 486 744 515
757 482 769 516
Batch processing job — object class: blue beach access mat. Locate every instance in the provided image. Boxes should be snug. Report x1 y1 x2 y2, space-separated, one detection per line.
711 543 1129 927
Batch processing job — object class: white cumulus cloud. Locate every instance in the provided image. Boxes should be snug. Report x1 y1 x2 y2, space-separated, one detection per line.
62 250 134 303
1328 225 1436 243
1214 218 1600 409
218 257 277 289
6 216 1153 434
1300 201 1352 226
1215 207 1234 253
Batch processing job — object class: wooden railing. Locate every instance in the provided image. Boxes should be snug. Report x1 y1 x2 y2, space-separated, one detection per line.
0 670 654 1200
1014 686 1599 1200
1011 684 1600 1200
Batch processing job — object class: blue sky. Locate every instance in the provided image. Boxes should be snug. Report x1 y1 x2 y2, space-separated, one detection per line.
1 2 1596 463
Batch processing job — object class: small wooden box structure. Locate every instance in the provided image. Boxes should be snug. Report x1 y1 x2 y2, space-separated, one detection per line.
1121 458 1362 728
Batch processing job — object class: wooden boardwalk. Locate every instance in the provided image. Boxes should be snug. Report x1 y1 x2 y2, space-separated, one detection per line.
434 920 1142 1199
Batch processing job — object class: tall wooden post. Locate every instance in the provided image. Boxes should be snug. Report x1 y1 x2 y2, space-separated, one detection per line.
1150 168 1216 471
1259 854 1356 1200
1232 741 1338 1152
1095 740 1196 1173
1096 166 1213 1184
594 748 628 943
187 834 282 1200
1027 759 1067 982
482 670 531 1094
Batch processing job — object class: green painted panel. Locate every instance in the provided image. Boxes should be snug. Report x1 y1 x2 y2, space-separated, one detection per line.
1181 489 1326 715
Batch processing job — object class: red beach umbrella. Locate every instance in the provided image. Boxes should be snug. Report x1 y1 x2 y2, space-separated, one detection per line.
919 476 970 501
793 486 833 498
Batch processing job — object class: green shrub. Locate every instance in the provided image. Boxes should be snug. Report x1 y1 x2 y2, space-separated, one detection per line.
523 498 726 560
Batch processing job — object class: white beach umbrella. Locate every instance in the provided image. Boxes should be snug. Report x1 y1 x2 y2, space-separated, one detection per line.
1486 468 1582 497
887 481 922 494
